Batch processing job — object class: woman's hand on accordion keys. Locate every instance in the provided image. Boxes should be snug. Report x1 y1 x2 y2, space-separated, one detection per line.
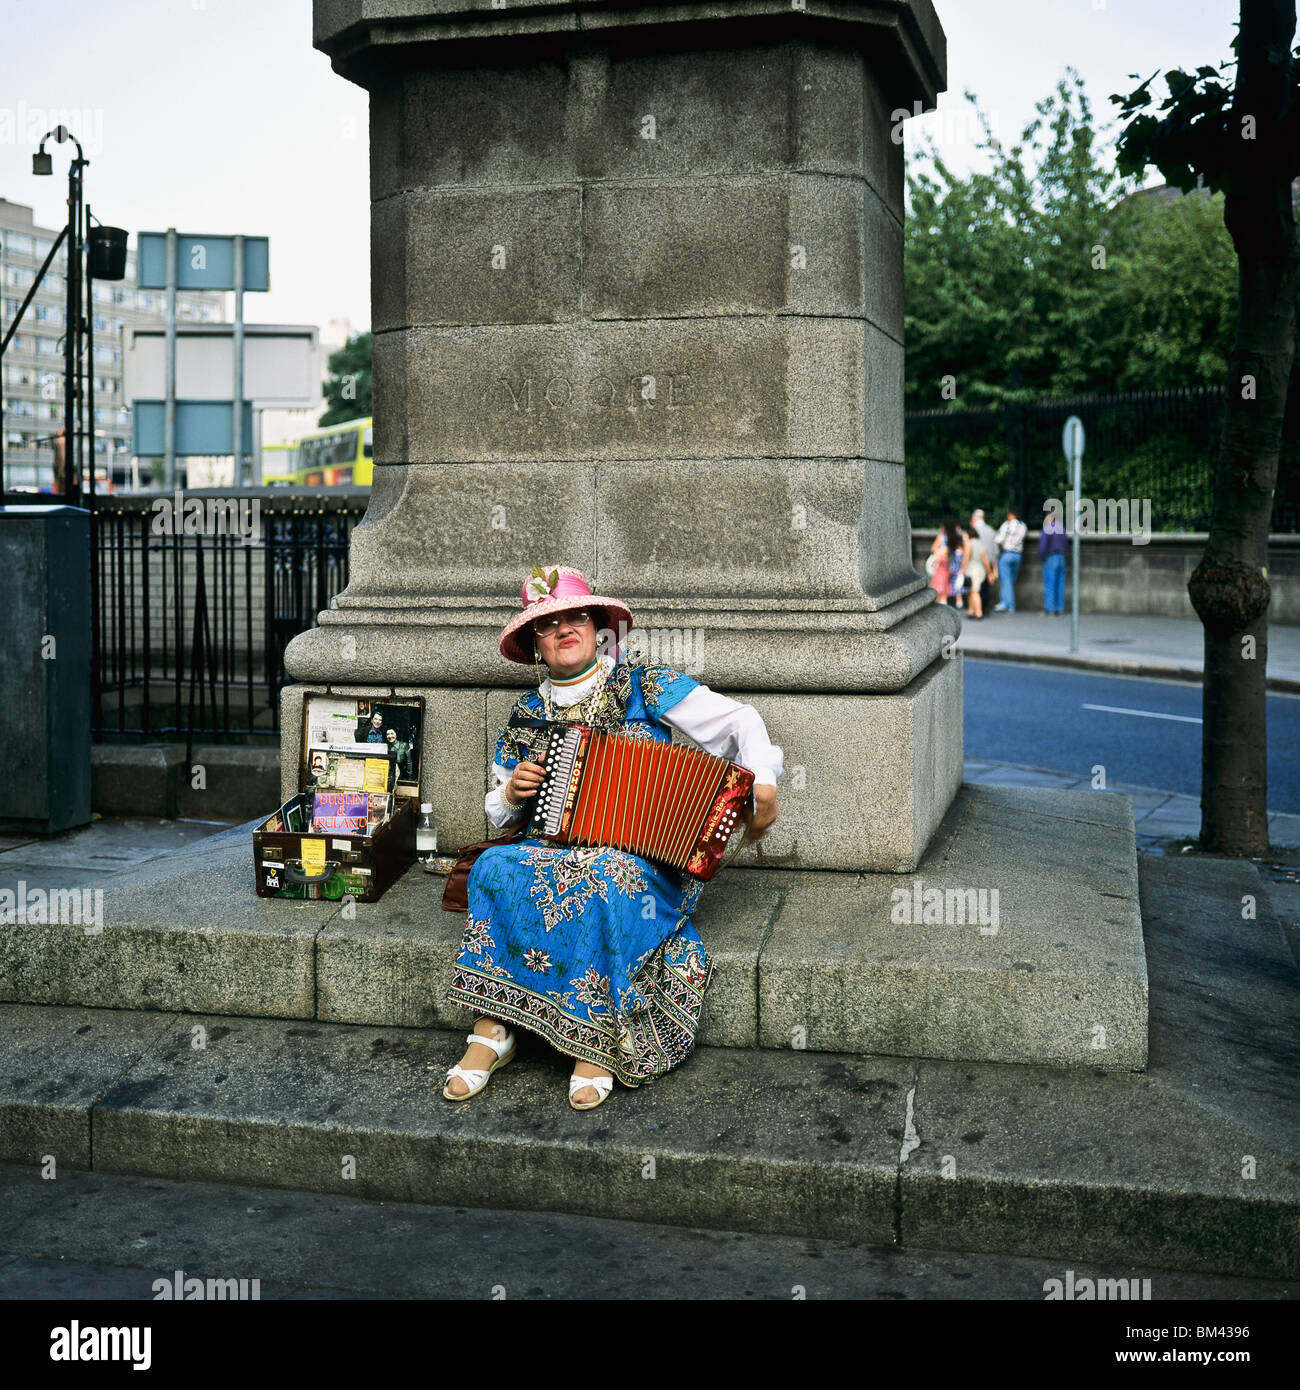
502 754 545 814
747 784 778 842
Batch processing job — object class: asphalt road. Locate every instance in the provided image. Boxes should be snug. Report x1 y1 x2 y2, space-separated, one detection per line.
964 659 1300 814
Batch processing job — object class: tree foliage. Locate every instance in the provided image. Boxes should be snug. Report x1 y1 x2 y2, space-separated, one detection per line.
1111 30 1300 241
320 331 373 426
1100 188 1239 390
904 72 1240 410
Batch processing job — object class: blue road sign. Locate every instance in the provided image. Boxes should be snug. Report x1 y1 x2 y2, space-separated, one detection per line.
136 234 269 291
133 400 255 456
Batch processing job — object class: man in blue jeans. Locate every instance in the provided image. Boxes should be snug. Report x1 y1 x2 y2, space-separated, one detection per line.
993 508 1027 612
1038 509 1068 614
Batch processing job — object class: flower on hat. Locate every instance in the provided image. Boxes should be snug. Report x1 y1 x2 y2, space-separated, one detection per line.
524 566 560 604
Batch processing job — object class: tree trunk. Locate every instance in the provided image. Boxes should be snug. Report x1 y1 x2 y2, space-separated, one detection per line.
1188 0 1299 855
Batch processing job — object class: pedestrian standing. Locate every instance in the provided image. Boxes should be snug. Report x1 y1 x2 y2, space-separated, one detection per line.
993 508 1027 612
927 521 958 604
957 527 993 619
950 525 967 609
1038 507 1068 614
970 510 1000 613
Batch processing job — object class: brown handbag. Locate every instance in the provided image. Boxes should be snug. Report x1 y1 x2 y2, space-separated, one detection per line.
440 819 530 912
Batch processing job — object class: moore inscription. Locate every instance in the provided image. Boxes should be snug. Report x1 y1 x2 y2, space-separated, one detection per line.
487 372 691 413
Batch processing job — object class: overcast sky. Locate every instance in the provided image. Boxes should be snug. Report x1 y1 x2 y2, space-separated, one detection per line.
0 0 1241 334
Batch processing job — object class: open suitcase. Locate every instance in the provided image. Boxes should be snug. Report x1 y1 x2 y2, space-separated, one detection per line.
253 692 423 903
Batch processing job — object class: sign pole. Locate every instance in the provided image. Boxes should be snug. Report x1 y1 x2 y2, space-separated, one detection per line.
1070 444 1082 653
1062 416 1085 654
63 151 82 504
85 205 95 506
233 234 245 486
164 226 177 490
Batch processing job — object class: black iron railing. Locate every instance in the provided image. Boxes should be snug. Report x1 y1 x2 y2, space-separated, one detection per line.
90 487 367 748
906 385 1300 532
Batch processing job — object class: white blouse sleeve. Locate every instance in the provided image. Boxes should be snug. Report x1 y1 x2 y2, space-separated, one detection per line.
659 686 784 788
485 761 526 829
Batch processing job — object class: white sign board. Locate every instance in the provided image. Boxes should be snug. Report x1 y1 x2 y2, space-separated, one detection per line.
123 324 320 408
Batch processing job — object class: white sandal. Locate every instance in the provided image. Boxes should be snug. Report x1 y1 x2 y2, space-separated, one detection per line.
568 1069 614 1111
442 1026 516 1101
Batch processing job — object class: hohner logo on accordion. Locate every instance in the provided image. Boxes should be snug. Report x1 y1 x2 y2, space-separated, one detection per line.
526 724 755 882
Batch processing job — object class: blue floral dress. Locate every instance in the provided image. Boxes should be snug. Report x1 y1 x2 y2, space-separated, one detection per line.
447 662 714 1087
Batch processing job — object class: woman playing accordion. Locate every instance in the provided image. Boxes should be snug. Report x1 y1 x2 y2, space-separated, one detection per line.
443 565 782 1111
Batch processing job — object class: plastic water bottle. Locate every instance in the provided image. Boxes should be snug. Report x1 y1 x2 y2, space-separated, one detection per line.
416 802 438 869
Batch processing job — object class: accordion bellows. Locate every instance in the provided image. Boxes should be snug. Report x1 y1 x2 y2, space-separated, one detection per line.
526 724 755 881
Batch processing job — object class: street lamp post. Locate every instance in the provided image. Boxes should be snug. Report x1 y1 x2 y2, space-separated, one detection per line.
32 125 88 506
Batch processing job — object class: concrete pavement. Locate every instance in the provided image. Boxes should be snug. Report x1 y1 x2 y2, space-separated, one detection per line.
0 832 1295 1283
0 816 233 894
0 1161 1290 1300
963 759 1300 852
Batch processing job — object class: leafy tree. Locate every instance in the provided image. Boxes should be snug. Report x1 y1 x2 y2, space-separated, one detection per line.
320 331 372 425
1113 0 1300 856
1097 187 1238 391
904 74 1242 408
905 73 1136 410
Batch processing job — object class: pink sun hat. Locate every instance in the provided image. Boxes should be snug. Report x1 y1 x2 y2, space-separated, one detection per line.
498 565 634 665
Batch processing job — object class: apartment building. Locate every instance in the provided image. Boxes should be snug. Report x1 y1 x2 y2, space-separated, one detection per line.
0 196 227 491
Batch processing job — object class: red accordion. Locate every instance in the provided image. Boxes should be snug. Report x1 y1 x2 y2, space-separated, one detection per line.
525 724 754 881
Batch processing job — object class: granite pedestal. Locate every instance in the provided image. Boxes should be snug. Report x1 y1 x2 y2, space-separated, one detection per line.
291 0 960 872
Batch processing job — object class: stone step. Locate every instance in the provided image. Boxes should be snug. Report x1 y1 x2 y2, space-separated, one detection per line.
0 784 1148 1070
3 842 1290 1277
0 979 1292 1279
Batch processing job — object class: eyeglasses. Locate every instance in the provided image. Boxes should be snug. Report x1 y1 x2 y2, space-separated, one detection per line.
533 609 593 636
